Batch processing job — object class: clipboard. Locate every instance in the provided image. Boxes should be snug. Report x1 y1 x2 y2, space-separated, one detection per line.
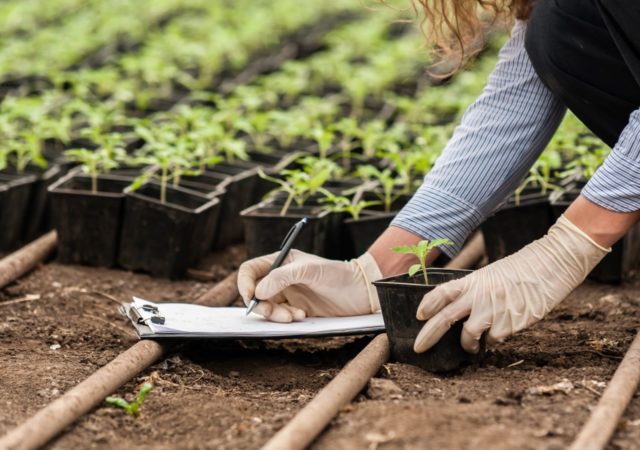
122 297 385 339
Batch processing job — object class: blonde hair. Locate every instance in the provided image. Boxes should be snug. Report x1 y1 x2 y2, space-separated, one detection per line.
411 0 534 72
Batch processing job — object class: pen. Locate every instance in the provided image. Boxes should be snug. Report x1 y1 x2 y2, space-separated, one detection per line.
245 217 309 315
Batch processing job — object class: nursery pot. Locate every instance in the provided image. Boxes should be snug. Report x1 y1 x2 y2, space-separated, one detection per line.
240 202 331 259
49 173 131 267
118 182 221 278
0 172 37 251
208 162 259 249
343 194 412 258
481 190 553 262
21 164 63 242
373 269 485 372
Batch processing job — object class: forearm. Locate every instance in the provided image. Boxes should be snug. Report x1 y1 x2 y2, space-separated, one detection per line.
564 196 640 247
369 226 441 276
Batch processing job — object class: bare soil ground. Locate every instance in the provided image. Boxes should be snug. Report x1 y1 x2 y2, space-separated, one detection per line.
1 255 640 450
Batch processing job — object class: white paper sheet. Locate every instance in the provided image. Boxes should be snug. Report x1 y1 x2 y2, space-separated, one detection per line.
126 297 385 339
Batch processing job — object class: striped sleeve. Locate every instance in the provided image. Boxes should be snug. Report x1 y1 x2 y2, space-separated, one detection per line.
391 20 567 257
581 108 640 212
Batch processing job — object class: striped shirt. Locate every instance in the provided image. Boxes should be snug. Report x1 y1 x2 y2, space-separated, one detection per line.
392 20 640 257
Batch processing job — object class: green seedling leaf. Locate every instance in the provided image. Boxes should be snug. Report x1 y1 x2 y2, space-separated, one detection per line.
408 264 421 278
105 382 154 417
391 245 416 254
391 238 454 285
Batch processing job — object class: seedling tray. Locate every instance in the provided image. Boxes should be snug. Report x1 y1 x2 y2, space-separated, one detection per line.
21 164 63 242
49 173 132 267
208 162 259 249
0 172 37 251
481 190 553 262
373 269 485 372
118 182 221 278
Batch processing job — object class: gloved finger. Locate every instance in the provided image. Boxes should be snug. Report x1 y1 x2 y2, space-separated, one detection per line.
280 303 306 321
266 303 295 323
251 300 273 318
460 304 492 354
237 252 278 303
414 299 471 353
254 263 315 300
417 279 465 321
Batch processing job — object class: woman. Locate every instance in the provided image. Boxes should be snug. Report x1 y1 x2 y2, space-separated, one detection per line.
238 0 640 355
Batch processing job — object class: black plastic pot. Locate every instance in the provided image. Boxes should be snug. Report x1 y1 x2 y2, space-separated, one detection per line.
551 190 640 283
118 182 221 278
0 173 37 251
49 173 131 267
208 162 259 249
373 269 485 372
21 164 63 242
481 190 553 262
342 195 412 258
178 171 229 198
240 203 331 259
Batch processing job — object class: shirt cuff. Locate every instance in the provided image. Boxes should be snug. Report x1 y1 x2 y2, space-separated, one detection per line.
390 186 484 257
582 109 640 212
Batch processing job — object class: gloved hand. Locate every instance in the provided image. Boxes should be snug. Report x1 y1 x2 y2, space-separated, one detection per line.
414 215 610 354
237 250 382 322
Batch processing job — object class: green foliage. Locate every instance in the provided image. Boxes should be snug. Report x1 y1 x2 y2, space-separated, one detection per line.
320 192 380 220
64 148 123 193
258 166 332 216
355 165 402 213
105 382 154 417
392 239 454 285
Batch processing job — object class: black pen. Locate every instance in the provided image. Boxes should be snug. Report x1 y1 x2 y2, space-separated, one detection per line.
245 217 309 315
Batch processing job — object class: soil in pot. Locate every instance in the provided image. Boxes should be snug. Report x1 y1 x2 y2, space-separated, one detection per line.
481 189 553 262
240 203 331 259
373 269 485 372
118 182 221 278
49 173 132 267
0 172 37 250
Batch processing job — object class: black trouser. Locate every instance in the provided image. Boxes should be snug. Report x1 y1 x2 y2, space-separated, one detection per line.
525 0 640 147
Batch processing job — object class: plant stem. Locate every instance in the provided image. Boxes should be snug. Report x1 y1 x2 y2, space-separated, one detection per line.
421 266 429 286
160 167 168 204
280 193 294 216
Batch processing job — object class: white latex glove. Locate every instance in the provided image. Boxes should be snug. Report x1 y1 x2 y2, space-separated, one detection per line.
414 215 610 354
237 250 382 322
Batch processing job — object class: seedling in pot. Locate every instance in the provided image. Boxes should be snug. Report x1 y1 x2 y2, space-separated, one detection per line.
64 148 124 193
355 165 402 213
130 125 200 204
514 148 563 204
258 166 332 216
105 382 154 417
392 238 454 285
309 126 335 160
331 117 361 170
320 192 380 220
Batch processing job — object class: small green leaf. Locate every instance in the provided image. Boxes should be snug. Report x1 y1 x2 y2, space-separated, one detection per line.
391 245 415 254
408 264 421 277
